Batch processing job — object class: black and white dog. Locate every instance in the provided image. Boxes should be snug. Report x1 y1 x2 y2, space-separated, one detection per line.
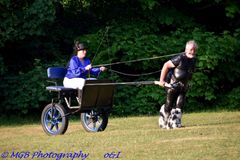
159 104 182 129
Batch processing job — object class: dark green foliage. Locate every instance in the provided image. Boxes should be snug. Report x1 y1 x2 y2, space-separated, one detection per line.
223 87 240 110
0 59 47 114
0 0 55 47
0 56 6 75
0 0 240 115
0 59 66 114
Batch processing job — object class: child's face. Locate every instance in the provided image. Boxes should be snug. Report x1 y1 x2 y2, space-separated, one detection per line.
78 49 87 58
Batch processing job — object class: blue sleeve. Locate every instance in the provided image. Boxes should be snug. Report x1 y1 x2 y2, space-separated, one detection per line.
90 68 101 76
85 58 101 77
69 57 86 77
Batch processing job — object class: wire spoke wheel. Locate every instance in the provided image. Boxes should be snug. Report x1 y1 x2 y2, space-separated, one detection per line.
81 110 108 132
41 103 68 135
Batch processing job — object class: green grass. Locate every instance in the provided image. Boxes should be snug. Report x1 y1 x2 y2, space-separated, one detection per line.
0 111 240 160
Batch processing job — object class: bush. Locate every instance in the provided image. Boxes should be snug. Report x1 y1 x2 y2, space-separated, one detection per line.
112 85 165 116
1 20 240 116
0 59 66 114
221 87 240 110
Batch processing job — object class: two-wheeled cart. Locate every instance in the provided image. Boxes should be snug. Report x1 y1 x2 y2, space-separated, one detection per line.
41 67 155 135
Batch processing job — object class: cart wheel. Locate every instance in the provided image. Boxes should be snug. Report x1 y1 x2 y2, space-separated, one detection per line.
41 103 68 135
81 110 108 132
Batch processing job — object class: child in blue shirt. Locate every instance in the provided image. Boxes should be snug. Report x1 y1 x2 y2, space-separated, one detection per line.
63 42 106 89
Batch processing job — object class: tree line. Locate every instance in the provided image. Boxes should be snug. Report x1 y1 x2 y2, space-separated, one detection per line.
0 0 240 115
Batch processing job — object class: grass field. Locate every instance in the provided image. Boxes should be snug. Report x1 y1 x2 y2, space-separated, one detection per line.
0 111 240 160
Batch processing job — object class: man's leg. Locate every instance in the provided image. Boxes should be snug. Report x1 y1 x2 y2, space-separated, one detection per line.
176 92 186 110
165 88 178 113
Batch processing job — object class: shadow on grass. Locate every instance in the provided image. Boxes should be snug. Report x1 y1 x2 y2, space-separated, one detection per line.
1 110 239 127
185 120 240 128
0 113 81 127
0 114 40 126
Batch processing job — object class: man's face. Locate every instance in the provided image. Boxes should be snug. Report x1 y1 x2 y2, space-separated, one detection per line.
185 44 196 58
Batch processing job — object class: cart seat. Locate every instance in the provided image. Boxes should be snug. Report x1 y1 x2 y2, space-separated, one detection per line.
46 86 75 92
46 67 74 92
46 67 98 92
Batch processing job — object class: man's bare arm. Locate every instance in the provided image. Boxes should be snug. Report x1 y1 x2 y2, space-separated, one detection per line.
158 60 175 87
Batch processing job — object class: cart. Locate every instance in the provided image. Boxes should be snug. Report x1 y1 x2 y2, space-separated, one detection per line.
41 67 155 135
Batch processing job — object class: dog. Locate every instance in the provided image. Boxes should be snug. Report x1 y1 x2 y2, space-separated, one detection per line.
167 108 182 129
159 104 182 129
159 104 169 129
